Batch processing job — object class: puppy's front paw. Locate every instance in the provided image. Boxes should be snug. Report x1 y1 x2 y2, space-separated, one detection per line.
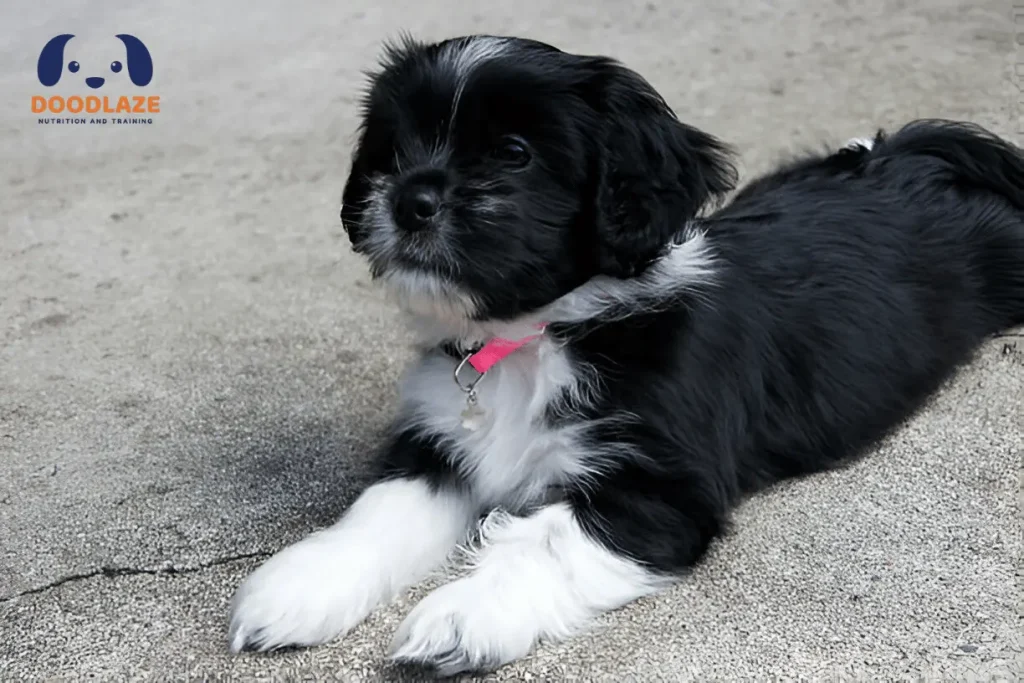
228 536 375 653
389 578 535 677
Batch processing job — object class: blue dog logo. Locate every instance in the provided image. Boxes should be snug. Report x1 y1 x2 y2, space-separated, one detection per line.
37 34 153 88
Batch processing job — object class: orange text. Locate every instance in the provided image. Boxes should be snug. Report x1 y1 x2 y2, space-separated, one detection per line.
31 95 161 114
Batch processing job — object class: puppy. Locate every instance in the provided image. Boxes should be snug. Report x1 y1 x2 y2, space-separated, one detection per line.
37 34 153 89
228 35 1024 676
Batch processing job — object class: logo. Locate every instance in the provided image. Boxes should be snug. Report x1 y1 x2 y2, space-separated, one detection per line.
32 33 160 125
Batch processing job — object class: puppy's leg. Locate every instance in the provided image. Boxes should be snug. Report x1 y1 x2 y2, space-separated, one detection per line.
229 474 475 652
389 502 671 676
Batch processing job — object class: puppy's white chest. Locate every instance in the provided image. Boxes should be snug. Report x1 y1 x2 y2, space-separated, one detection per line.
398 340 588 508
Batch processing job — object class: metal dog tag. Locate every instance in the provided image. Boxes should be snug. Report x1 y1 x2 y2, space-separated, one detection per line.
459 390 488 431
454 353 488 431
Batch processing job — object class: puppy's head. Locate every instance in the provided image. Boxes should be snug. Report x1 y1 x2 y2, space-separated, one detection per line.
341 35 735 324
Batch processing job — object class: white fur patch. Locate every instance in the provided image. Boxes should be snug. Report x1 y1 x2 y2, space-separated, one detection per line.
382 269 480 323
843 136 875 151
390 503 667 676
541 226 718 324
228 478 475 652
398 330 618 510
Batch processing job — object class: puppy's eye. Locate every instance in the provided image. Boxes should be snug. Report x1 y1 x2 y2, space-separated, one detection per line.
68 61 80 73
110 61 123 73
490 136 531 169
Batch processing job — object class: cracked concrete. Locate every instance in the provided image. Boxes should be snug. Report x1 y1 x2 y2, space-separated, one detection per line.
1 0 1021 680
1 551 272 603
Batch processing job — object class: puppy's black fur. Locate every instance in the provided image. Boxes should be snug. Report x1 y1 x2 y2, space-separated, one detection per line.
342 36 1024 579
566 121 1024 570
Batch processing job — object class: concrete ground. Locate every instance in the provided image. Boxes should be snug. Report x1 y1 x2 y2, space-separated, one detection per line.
1 0 1021 680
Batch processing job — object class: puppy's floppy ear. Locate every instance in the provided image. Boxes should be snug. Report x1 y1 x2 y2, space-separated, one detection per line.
586 60 737 277
340 149 369 244
341 123 381 248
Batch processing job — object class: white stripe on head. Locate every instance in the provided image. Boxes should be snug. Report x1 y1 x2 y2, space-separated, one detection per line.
438 36 511 141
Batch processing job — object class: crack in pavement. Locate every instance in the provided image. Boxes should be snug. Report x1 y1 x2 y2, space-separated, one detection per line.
0 550 272 602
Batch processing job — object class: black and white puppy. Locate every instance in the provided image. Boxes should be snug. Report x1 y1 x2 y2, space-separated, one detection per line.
228 35 1024 675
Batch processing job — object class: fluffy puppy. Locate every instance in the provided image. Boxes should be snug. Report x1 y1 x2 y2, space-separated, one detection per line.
228 35 1024 676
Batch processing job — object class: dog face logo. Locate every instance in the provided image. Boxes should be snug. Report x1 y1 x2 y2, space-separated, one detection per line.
37 34 153 88
32 32 160 123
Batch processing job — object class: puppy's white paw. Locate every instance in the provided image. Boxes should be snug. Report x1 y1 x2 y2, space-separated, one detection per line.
389 577 535 677
228 478 476 654
843 136 875 151
228 536 374 653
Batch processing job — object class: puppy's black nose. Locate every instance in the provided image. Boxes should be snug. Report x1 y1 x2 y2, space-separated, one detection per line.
394 183 442 232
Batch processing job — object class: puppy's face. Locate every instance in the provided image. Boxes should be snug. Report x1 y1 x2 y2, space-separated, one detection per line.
341 36 736 324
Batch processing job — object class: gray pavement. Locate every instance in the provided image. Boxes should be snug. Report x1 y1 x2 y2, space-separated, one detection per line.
1 0 1021 680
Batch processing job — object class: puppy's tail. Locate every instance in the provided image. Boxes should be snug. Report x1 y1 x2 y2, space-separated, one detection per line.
872 120 1024 330
871 120 1024 208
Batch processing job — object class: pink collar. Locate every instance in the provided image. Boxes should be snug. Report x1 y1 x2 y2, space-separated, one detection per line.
464 323 548 374
450 324 549 399
451 323 548 429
